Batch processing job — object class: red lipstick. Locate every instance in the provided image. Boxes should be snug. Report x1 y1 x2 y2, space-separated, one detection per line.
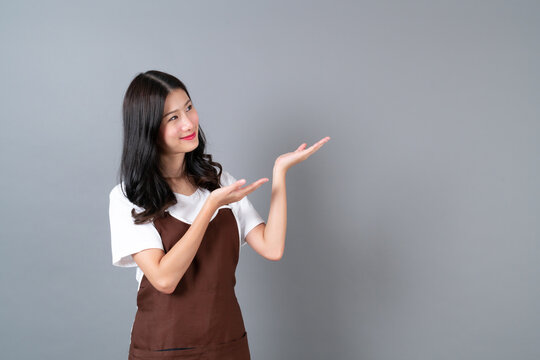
180 132 196 140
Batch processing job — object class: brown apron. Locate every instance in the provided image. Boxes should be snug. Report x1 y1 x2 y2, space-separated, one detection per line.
128 207 251 359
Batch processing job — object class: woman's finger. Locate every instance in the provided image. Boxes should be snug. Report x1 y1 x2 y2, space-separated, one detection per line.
306 136 330 153
232 179 247 190
225 179 247 195
237 178 269 196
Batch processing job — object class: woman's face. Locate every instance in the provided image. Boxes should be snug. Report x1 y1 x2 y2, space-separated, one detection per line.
157 88 199 155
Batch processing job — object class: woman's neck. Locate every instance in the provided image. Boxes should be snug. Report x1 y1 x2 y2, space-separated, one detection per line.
167 176 197 196
159 154 196 194
160 153 186 179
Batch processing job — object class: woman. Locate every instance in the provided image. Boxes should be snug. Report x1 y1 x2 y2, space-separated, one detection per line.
109 70 330 359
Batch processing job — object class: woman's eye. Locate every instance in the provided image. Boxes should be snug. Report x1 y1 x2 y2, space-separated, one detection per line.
169 115 177 122
186 104 193 111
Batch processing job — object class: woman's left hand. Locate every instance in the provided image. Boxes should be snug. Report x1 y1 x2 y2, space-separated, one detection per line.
274 136 331 173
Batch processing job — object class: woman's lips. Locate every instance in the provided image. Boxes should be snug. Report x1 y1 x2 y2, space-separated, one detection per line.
180 132 196 140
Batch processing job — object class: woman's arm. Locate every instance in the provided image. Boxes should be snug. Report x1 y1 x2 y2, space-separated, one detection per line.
132 197 219 294
133 177 268 294
246 136 330 260
261 168 287 260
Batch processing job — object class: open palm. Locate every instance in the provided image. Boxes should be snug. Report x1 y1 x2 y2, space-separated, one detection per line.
274 136 330 172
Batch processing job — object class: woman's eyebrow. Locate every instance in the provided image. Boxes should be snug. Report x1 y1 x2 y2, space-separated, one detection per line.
162 99 192 118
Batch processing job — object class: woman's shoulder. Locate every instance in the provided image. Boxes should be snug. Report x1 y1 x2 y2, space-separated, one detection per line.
108 182 145 212
108 183 124 201
109 182 127 201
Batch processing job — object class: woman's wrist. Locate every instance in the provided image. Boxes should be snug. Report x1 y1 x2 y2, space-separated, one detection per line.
272 166 287 191
273 163 287 177
205 192 221 212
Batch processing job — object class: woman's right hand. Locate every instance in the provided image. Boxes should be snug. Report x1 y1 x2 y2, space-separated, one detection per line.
208 177 269 209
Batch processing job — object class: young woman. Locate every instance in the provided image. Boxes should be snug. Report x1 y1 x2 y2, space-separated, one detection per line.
109 70 330 359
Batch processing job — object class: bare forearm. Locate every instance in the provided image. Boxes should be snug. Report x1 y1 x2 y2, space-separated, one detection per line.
263 168 287 260
158 197 219 293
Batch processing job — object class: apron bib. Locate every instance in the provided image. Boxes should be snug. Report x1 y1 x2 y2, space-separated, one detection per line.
128 207 251 359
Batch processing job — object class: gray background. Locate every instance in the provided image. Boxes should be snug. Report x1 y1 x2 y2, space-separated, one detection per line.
1 0 539 359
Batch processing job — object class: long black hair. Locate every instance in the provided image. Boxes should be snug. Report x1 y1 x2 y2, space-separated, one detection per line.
118 70 223 224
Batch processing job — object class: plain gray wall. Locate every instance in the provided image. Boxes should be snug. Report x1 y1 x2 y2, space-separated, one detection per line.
1 0 539 359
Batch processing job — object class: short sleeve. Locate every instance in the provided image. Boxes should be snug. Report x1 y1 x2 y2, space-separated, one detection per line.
221 170 266 246
108 184 164 267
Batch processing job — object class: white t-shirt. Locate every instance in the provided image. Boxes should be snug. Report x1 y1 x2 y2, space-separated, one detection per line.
108 170 265 290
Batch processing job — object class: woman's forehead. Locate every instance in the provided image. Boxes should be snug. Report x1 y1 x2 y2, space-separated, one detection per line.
164 89 190 112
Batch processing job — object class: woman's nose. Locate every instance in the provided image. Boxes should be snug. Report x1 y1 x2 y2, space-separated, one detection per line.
178 115 193 131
